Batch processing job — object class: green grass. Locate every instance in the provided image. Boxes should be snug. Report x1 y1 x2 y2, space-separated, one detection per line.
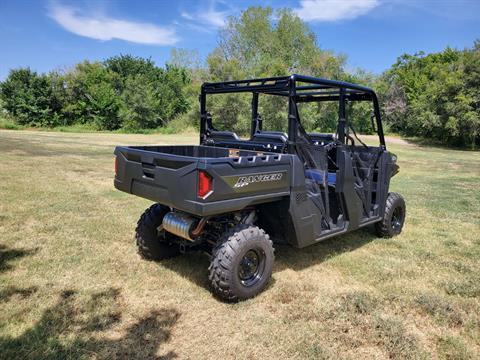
0 130 479 359
0 117 197 135
0 115 24 130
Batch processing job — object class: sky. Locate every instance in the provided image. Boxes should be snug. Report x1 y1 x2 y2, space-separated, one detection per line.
0 0 479 80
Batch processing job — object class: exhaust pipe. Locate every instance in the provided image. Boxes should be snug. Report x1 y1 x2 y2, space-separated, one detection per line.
162 212 206 241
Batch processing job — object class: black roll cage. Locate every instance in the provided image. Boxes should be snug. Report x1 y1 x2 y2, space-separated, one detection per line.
199 74 386 151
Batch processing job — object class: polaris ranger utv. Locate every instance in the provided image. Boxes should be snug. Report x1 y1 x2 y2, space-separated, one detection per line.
114 75 405 301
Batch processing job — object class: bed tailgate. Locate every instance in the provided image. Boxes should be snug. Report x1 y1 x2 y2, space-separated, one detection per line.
114 146 199 209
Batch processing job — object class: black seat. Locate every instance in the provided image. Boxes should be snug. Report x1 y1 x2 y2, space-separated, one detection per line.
209 130 240 142
252 131 288 144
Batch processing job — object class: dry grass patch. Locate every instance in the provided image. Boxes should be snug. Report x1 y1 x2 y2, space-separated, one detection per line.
1 129 479 359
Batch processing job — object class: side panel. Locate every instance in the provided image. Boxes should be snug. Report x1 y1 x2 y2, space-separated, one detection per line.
197 154 290 202
336 146 363 231
375 151 395 217
285 156 321 248
186 154 292 216
285 147 386 249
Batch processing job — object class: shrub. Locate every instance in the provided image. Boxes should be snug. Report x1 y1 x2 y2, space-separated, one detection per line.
379 42 480 148
0 68 65 127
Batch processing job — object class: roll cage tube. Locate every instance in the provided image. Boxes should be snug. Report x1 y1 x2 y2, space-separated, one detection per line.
199 74 386 149
337 88 347 144
251 92 260 138
287 76 297 153
199 87 207 145
371 92 386 148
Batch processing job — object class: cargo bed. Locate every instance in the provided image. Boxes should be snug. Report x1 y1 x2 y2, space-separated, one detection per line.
114 145 292 216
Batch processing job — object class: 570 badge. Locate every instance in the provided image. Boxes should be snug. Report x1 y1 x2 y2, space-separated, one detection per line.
223 171 288 192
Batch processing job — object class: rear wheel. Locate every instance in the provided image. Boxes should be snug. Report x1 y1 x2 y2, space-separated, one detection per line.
375 192 406 238
209 225 274 302
135 203 180 260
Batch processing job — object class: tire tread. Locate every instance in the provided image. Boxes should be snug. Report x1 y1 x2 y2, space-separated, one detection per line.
135 204 179 260
208 225 273 302
375 192 405 238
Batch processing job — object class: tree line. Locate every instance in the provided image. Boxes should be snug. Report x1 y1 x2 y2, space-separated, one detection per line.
378 43 479 148
1 7 478 147
0 56 190 131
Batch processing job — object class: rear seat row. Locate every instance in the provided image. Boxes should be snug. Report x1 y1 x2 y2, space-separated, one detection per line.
252 131 288 144
209 130 334 145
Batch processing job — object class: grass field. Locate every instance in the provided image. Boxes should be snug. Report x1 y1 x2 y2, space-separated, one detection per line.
0 129 479 360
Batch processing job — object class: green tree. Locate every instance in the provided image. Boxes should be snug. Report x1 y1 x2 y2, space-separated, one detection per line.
104 54 157 94
118 64 191 130
0 68 65 127
380 42 479 147
63 61 121 130
119 75 159 129
209 7 345 80
205 7 347 134
103 55 191 130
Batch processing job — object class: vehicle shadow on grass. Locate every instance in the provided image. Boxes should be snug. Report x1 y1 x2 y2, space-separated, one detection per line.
156 228 377 297
274 227 378 272
160 253 211 292
0 287 181 360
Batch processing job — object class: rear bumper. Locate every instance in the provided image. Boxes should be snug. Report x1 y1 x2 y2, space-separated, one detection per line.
115 177 288 216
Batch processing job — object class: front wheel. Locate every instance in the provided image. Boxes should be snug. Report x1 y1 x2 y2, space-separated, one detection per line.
375 192 406 238
209 225 274 302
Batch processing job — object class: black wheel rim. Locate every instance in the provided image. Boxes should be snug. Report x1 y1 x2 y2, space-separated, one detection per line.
238 249 266 287
391 206 403 231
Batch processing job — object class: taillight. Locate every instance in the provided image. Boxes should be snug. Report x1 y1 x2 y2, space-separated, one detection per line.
114 157 118 176
198 170 213 198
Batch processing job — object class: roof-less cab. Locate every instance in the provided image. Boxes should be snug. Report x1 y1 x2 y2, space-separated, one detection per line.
114 75 406 301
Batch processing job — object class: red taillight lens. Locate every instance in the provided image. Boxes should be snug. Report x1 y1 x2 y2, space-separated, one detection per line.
198 170 213 198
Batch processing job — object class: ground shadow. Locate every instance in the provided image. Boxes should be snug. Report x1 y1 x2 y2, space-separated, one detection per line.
0 285 38 303
0 288 180 360
403 137 477 152
155 227 378 297
0 244 38 273
159 252 211 293
0 136 109 158
274 227 378 272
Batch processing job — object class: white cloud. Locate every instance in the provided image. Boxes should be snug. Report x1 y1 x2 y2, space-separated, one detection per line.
180 12 195 21
294 0 379 22
49 4 179 45
181 0 230 28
